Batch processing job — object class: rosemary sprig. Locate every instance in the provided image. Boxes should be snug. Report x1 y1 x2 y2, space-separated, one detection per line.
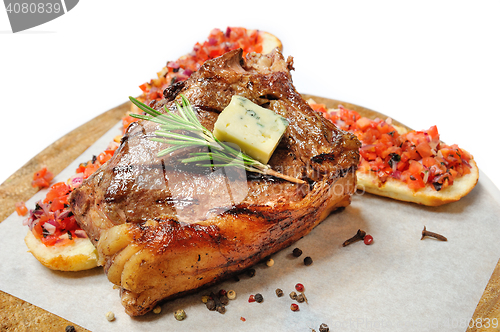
129 95 305 184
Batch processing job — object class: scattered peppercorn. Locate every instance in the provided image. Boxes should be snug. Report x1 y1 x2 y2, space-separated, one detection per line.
296 293 305 303
153 306 162 314
105 311 115 322
227 290 236 300
210 291 226 314
289 291 297 300
174 309 186 321
266 258 274 267
290 303 299 311
275 288 284 297
292 247 303 257
248 294 256 303
65 326 76 332
304 256 313 266
246 268 256 277
220 295 229 306
206 299 216 311
319 323 329 332
240 317 246 322
201 295 210 303
364 234 374 245
218 289 227 297
295 283 304 292
254 293 264 303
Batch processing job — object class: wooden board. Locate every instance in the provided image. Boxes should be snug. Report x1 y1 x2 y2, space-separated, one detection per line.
0 96 498 331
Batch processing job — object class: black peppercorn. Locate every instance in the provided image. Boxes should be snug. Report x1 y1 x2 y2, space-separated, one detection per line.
65 326 76 332
275 288 284 297
246 268 256 277
206 299 216 311
254 293 263 303
319 323 329 332
220 295 229 305
292 247 302 257
304 256 313 266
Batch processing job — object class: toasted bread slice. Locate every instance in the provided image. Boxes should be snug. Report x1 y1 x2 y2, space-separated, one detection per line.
24 231 98 271
357 158 479 206
256 30 283 54
306 98 479 206
355 123 479 206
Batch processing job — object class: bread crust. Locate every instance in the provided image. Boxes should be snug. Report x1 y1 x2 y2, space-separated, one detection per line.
24 231 98 271
357 157 479 206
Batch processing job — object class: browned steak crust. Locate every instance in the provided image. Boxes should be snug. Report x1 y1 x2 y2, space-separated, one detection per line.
69 48 360 316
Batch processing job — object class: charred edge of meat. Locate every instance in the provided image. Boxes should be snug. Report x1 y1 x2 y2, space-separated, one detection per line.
221 205 294 221
310 153 337 164
163 80 186 101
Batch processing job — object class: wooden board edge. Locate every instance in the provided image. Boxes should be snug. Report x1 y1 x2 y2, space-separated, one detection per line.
0 100 131 223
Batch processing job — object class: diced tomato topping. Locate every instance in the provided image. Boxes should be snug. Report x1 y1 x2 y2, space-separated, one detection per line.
83 163 100 179
136 27 269 108
308 100 473 192
31 166 54 188
15 201 28 216
122 115 139 134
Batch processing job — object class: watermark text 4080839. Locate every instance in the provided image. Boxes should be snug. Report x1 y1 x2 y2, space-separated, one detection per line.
3 0 79 33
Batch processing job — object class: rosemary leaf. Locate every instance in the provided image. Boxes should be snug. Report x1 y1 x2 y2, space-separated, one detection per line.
129 96 163 117
128 95 305 184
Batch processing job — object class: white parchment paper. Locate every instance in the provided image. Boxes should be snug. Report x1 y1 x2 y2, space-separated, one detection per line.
1 121 500 332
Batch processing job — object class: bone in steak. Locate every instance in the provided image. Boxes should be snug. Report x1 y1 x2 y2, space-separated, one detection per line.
69 48 360 316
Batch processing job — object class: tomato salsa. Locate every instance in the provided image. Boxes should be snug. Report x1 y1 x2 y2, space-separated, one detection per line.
137 27 264 107
24 149 118 246
309 102 473 191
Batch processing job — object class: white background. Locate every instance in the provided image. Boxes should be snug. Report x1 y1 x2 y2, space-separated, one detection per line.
1 0 499 191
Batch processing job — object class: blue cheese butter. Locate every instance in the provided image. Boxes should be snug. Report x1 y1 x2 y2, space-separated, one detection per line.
213 95 289 164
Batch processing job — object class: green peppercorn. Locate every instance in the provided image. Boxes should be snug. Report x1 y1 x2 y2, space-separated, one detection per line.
254 293 263 303
296 293 305 303
292 247 302 257
289 291 297 300
319 323 329 332
174 309 186 321
275 288 284 297
304 256 313 266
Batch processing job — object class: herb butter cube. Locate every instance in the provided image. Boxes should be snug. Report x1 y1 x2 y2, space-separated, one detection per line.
213 95 288 164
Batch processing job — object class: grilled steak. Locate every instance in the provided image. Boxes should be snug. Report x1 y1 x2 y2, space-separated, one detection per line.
69 48 360 316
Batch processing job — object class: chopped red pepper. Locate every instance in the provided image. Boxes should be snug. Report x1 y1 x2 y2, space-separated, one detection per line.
309 102 473 191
